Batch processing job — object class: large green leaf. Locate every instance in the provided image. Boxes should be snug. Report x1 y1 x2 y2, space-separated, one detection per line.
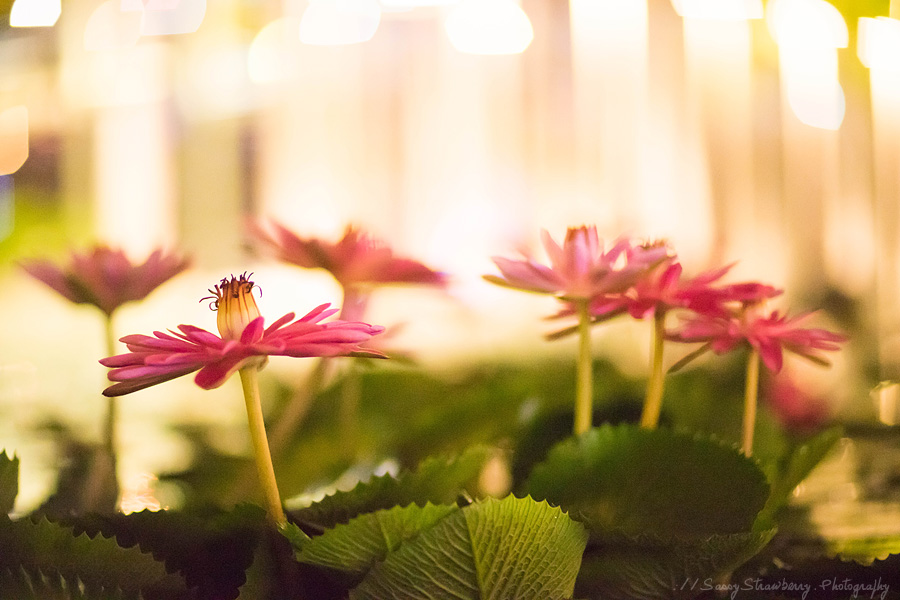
0 567 136 600
0 450 18 514
69 504 265 599
291 446 491 530
526 424 770 538
0 515 187 600
575 529 777 600
350 495 587 600
296 503 459 582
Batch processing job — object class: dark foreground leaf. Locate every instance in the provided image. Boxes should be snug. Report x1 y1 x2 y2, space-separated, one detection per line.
0 449 18 514
0 515 187 600
291 446 490 530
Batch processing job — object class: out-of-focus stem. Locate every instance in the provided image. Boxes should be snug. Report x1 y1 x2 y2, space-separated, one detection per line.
269 358 329 460
640 310 667 429
574 299 593 435
104 315 118 453
742 348 761 456
239 366 286 526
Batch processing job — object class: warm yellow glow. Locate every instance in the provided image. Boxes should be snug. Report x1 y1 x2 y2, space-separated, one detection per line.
783 47 845 129
121 0 181 10
9 0 60 27
874 382 900 426
769 0 847 129
444 0 533 55
299 0 382 45
767 0 848 48
120 473 164 514
83 0 142 52
671 0 762 21
140 0 206 36
94 73 175 255
380 0 456 6
859 17 900 73
248 17 303 84
0 106 29 176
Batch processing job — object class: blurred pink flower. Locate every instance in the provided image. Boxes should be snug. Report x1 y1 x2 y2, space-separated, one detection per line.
21 246 189 316
622 261 782 320
765 373 831 433
670 309 846 372
485 226 668 302
100 274 385 396
250 221 447 289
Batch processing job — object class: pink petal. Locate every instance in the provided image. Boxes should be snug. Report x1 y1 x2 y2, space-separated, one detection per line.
264 312 296 335
241 316 266 344
194 356 251 389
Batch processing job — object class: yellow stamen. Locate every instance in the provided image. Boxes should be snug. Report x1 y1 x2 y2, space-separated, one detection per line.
204 273 262 341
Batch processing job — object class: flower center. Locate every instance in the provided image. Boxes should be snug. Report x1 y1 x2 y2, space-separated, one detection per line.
203 273 261 340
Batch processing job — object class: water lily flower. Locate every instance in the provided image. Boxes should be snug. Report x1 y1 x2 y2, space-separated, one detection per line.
670 309 846 373
485 226 667 436
21 245 190 317
670 306 845 455
766 373 831 434
623 261 781 321
485 226 667 302
101 273 385 397
249 221 447 291
100 273 385 526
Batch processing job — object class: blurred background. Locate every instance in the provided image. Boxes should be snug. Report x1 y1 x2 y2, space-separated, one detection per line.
0 0 897 518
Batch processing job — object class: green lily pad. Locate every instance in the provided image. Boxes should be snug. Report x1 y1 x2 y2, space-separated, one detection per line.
0 450 18 515
350 495 587 600
296 503 459 583
526 424 770 538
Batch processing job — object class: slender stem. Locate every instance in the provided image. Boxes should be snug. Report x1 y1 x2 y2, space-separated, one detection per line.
239 367 286 526
640 310 667 429
742 348 761 457
268 358 330 461
104 315 118 453
574 299 593 435
339 367 362 460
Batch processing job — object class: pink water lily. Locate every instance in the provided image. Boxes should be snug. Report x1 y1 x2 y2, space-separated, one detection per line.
766 373 831 433
21 246 189 316
671 309 846 373
622 261 783 320
250 221 447 289
101 275 385 397
485 226 668 302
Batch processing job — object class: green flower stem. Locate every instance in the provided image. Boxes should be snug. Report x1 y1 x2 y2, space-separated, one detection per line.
742 348 761 457
340 366 362 459
104 315 118 454
574 299 593 435
640 310 667 429
239 366 286 526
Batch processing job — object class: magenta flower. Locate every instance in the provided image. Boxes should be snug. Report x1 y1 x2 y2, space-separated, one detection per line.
621 261 782 321
671 309 846 373
765 373 830 433
250 221 447 289
21 246 190 316
100 274 385 397
485 226 668 301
